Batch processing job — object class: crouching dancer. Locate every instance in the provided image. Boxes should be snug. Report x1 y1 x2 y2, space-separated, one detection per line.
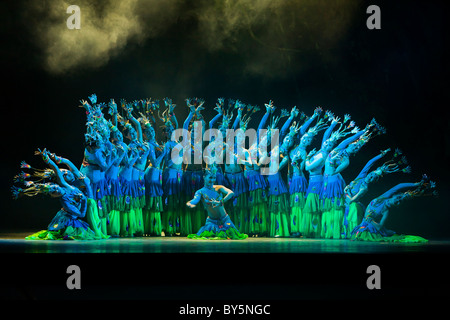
186 167 248 240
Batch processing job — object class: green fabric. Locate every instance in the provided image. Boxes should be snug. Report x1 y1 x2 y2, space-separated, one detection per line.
352 231 428 243
120 207 139 237
343 202 364 238
86 198 110 239
269 211 291 238
25 226 100 241
321 207 344 239
289 192 306 234
303 193 322 215
143 208 162 236
107 209 121 237
187 228 248 240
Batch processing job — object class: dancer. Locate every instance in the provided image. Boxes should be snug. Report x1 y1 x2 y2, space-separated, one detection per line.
222 100 251 232
117 111 141 237
13 149 99 240
287 111 327 236
351 176 436 242
79 95 113 235
342 148 410 237
321 118 384 239
160 102 184 236
302 112 339 237
46 150 110 239
186 167 248 240
105 100 127 236
180 98 206 236
243 100 274 236
141 108 167 237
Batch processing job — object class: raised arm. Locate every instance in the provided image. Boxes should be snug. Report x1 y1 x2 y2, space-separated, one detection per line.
355 149 390 180
300 107 321 135
36 149 71 189
380 182 420 199
125 102 143 143
335 129 365 151
321 115 339 146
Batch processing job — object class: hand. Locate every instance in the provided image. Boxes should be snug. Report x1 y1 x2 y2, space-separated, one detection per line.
186 201 196 208
264 100 275 113
380 148 391 156
306 148 317 160
88 94 97 104
290 106 299 118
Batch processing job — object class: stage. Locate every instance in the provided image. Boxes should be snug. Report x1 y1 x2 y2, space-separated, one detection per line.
1 232 449 303
1 231 449 254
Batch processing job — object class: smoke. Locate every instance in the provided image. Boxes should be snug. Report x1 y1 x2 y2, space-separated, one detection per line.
24 0 360 77
24 0 182 74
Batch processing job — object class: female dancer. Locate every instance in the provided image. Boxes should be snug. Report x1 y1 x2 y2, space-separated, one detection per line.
46 149 110 239
321 118 384 239
180 98 206 236
286 112 327 236
117 112 141 237
302 112 339 237
186 167 248 240
342 148 410 237
243 100 275 236
13 149 98 240
160 102 185 236
104 100 128 236
222 100 250 232
79 95 113 235
351 176 436 242
141 112 167 237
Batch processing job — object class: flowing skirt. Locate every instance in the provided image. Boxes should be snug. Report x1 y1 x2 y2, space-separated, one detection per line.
188 215 248 240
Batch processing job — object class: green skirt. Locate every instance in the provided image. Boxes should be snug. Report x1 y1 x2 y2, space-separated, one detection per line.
321 196 345 239
268 193 290 237
302 193 322 238
352 231 428 243
25 226 100 241
86 198 110 239
290 192 306 234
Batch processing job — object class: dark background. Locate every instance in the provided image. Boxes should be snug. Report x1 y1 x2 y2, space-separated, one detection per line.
1 0 449 240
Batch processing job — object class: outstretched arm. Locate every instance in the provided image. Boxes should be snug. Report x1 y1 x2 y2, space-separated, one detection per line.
49 152 93 198
35 149 71 189
186 190 202 208
334 129 365 151
380 182 420 199
299 107 321 135
321 116 339 146
126 102 143 143
356 149 389 180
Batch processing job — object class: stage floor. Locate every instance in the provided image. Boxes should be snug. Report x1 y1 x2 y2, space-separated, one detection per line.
1 231 449 253
1 231 450 301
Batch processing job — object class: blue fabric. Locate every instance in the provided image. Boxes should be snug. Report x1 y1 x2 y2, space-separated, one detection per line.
289 173 308 194
195 215 237 235
182 170 204 198
106 177 122 197
322 173 345 201
266 172 288 196
350 218 396 238
306 174 323 197
224 171 248 196
246 169 268 191
162 167 182 196
91 179 108 200
48 210 91 231
144 167 163 197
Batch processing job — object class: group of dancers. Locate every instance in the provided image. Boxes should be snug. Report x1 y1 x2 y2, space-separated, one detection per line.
12 94 437 242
